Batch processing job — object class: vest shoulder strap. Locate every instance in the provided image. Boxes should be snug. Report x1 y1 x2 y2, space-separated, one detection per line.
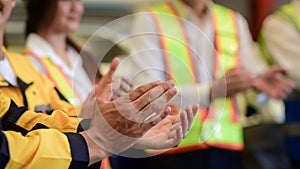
275 4 300 33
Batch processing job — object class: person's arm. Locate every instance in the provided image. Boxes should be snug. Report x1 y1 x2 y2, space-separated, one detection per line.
1 120 91 169
0 90 86 134
1 58 178 168
262 15 300 91
83 58 177 155
237 13 294 99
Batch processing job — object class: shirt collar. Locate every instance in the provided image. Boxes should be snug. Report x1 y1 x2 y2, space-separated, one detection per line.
172 0 212 24
26 33 69 68
0 47 32 88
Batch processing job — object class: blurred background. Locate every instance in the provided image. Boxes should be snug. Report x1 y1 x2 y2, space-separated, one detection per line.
7 0 290 61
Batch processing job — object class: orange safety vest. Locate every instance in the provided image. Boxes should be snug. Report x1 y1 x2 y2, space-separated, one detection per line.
148 2 243 154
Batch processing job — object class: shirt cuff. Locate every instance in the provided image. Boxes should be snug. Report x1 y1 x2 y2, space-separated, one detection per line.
3 99 27 123
77 119 91 132
65 133 90 169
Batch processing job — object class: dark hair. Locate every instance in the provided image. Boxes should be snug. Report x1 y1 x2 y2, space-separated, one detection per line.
24 0 83 52
24 0 58 38
24 0 102 81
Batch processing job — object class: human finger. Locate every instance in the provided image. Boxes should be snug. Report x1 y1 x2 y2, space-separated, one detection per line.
138 87 177 122
180 109 188 137
120 76 133 92
99 57 120 85
126 81 161 101
132 81 175 113
141 106 171 131
94 58 120 99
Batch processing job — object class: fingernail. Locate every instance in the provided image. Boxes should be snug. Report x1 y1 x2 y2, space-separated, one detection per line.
122 76 128 81
170 88 177 95
166 106 172 114
168 80 175 87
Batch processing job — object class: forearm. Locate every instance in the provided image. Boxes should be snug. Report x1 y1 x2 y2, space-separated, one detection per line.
263 16 300 90
1 97 85 134
3 129 89 169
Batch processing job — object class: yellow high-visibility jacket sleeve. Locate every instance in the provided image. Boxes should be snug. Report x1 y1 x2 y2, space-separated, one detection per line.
16 110 83 133
0 90 90 134
2 129 89 169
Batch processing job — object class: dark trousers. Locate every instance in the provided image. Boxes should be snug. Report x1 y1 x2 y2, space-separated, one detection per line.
284 99 300 168
243 124 290 169
109 148 242 169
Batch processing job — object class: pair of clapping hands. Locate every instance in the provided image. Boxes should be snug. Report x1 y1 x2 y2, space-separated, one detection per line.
80 58 198 165
211 66 295 100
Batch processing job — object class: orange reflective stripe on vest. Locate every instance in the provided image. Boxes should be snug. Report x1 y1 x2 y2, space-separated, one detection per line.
201 4 243 151
149 2 206 154
149 2 199 85
149 3 243 153
23 50 82 106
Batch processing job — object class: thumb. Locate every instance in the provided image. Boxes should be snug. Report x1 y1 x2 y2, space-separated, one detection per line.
95 57 120 103
112 78 121 91
102 57 120 84
96 83 113 103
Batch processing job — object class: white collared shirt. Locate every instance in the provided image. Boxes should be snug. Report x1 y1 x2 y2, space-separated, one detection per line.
0 56 17 86
25 33 93 102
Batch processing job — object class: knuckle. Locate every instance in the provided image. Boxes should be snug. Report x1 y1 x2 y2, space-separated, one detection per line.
136 86 146 94
129 87 145 100
162 82 170 90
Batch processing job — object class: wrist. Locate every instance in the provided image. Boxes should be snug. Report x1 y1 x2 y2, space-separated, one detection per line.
252 75 261 91
80 132 111 166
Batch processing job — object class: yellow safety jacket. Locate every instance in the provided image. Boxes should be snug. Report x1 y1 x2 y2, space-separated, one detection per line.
23 50 82 107
0 47 83 133
148 2 244 153
3 127 88 168
0 91 90 169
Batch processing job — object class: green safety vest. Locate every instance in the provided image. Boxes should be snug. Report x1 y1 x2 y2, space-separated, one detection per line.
275 4 300 32
149 2 243 154
259 3 300 65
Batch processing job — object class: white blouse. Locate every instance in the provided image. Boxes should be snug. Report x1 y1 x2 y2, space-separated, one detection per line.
25 33 93 103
